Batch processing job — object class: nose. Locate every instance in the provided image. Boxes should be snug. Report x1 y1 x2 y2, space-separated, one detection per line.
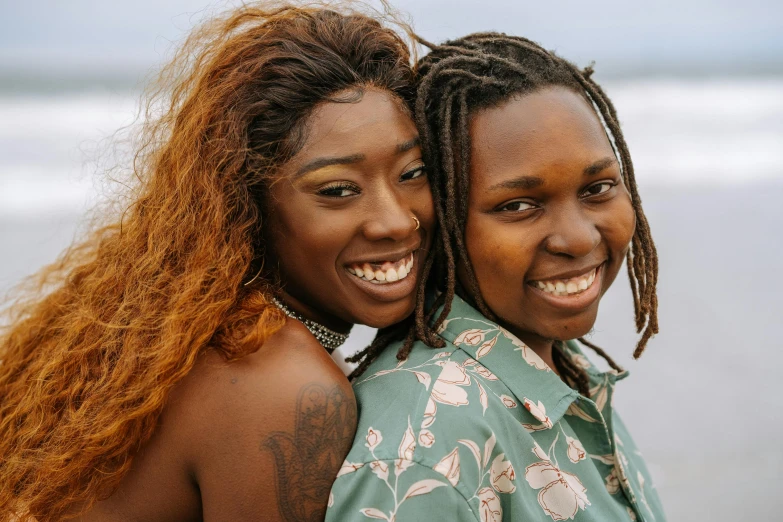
544 204 601 258
362 189 417 242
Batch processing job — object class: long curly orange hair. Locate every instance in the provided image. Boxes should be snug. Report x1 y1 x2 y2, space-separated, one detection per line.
0 2 415 520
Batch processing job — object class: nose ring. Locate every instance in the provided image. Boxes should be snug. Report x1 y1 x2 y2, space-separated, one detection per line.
412 215 420 231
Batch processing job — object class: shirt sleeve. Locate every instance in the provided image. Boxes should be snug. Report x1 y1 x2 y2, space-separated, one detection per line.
326 459 477 522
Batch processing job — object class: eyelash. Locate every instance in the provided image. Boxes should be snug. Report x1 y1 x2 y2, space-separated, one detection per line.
317 166 426 198
496 180 618 213
317 182 359 198
400 166 426 182
581 180 617 198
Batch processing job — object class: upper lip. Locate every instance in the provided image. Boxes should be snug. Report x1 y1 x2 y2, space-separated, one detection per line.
344 244 419 266
528 261 605 282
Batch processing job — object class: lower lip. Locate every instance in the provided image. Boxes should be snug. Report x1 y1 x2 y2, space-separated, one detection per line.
343 253 419 304
527 264 604 312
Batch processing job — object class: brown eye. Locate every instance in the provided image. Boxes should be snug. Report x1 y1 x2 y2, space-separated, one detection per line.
583 181 614 197
498 200 536 212
400 166 426 182
318 183 359 197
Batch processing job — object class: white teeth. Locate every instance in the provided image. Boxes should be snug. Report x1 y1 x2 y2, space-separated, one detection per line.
363 264 374 281
533 268 598 297
347 253 415 284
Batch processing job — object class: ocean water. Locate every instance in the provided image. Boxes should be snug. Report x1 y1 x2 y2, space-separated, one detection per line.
1 78 782 520
1 78 782 216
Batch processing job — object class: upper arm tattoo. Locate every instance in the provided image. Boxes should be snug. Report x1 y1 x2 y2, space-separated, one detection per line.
263 383 357 522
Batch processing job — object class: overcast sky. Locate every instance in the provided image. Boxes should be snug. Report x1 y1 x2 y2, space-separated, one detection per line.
1 0 781 78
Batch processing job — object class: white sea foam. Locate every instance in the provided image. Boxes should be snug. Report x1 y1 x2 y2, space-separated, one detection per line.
1 78 781 216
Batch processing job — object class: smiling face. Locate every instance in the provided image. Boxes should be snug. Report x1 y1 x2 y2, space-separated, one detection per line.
265 88 434 330
462 86 635 348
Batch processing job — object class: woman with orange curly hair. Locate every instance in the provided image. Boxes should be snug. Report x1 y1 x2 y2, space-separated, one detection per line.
0 2 433 521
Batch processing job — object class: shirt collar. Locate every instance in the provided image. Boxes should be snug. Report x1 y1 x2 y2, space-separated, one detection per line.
434 295 579 428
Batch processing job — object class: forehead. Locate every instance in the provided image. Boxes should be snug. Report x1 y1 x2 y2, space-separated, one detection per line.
291 88 415 162
468 86 614 180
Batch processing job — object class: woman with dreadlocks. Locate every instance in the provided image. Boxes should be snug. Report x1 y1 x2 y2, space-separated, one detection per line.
327 33 665 521
0 3 435 521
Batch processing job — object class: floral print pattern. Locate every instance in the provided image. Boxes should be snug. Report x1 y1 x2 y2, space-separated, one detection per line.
327 296 666 522
525 438 590 521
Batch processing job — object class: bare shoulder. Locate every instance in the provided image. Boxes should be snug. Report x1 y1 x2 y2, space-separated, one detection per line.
169 318 357 521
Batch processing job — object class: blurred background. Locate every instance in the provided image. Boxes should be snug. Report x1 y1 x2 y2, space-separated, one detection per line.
1 0 781 519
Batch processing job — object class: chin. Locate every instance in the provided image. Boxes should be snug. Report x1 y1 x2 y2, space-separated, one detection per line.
354 300 415 329
544 310 600 342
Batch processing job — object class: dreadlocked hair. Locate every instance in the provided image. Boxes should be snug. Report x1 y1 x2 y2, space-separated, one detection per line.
0 2 416 520
349 32 658 390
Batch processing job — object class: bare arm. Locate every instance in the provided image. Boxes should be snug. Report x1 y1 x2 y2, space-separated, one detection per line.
183 320 357 522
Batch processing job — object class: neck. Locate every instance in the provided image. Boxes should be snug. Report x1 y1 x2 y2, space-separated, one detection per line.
277 290 353 334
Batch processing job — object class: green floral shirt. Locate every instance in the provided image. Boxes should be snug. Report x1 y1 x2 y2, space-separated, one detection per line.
326 295 666 522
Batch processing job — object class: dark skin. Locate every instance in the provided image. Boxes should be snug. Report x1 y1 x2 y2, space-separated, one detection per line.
77 88 433 521
267 87 433 331
462 86 635 372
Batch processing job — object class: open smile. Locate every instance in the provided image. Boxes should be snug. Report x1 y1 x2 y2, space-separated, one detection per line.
343 250 420 303
527 263 604 310
346 252 414 285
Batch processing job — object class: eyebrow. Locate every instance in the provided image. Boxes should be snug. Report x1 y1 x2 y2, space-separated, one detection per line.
295 136 420 177
488 176 544 191
584 157 618 176
296 153 365 177
396 136 420 153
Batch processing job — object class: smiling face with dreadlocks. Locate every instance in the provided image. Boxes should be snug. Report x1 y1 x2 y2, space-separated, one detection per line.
464 86 635 365
350 33 658 390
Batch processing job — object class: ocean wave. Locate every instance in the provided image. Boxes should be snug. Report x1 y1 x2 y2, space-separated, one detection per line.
1 78 781 215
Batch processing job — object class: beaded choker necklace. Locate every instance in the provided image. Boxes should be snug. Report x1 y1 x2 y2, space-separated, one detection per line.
271 296 351 353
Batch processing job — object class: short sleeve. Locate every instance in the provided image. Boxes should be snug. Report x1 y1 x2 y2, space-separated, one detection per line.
326 459 477 522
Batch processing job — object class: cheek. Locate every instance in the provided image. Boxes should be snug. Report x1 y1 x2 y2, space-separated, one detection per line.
463 215 533 292
413 185 436 238
601 195 636 257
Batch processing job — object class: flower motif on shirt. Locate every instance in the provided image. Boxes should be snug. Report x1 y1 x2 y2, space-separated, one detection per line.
604 466 620 495
423 355 518 430
451 321 551 371
565 436 586 463
524 436 591 521
500 395 518 408
366 428 383 450
355 420 449 521
450 433 518 522
522 398 554 431
358 351 450 391
431 360 471 407
418 429 435 448
478 487 502 522
454 328 489 347
434 447 460 486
